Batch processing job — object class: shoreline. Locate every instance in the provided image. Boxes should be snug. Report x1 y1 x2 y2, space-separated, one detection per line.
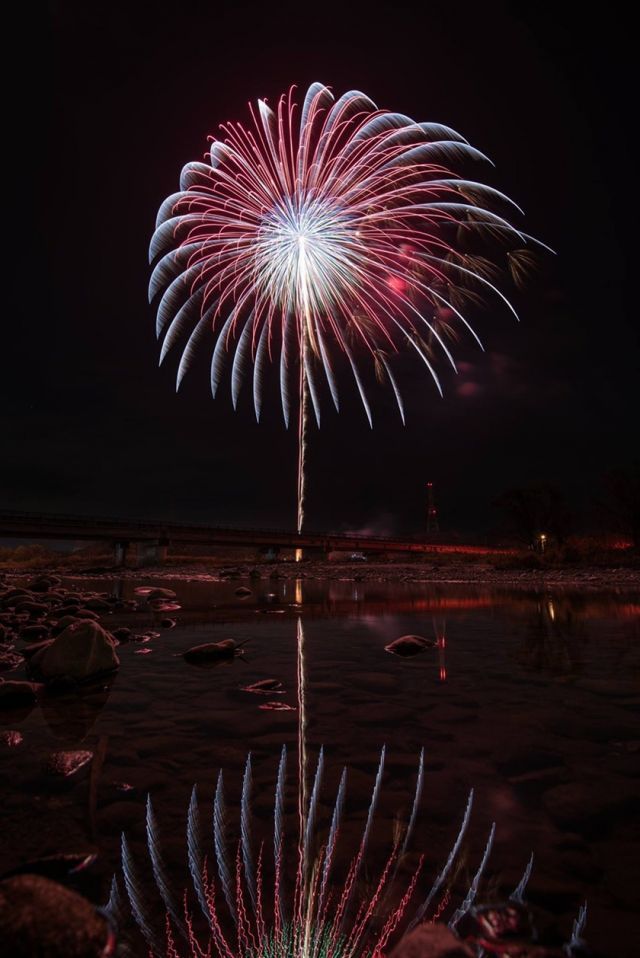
5 560 640 592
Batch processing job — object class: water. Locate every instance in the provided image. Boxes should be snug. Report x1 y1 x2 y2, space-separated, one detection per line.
1 575 638 956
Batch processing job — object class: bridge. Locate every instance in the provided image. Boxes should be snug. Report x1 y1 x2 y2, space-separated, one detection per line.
0 510 502 566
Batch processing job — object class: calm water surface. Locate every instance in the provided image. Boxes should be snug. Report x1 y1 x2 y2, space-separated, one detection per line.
1 575 638 956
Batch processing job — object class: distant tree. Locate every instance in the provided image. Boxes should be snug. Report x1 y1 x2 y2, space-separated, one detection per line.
600 463 640 547
494 483 572 546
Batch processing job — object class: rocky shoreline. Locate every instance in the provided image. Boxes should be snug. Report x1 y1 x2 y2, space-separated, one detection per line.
15 560 639 592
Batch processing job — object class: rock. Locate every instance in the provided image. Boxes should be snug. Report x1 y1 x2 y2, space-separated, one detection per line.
73 608 101 620
51 615 81 634
241 678 284 694
0 679 42 707
82 599 110 612
0 874 112 957
19 623 49 642
44 750 94 778
235 586 252 597
112 627 133 643
13 601 48 618
146 587 177 600
389 923 473 958
20 639 54 659
259 701 295 711
1 589 31 609
183 639 246 663
160 618 176 629
29 620 119 683
0 650 22 672
27 576 59 593
384 634 435 657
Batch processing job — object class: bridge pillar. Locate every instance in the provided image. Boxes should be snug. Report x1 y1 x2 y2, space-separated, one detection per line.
113 540 129 567
133 540 168 567
258 546 280 561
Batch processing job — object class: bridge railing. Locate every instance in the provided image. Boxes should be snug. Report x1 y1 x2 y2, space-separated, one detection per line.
0 509 444 544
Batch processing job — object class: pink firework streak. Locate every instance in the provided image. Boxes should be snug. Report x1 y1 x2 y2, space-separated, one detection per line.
150 82 548 539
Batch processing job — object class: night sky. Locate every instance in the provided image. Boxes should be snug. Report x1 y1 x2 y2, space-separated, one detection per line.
5 2 635 536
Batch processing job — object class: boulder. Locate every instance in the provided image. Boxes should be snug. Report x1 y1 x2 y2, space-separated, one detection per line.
29 620 119 683
389 924 473 958
51 615 81 634
0 874 112 958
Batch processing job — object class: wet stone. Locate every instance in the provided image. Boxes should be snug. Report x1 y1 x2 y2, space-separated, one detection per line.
0 874 111 958
44 750 94 778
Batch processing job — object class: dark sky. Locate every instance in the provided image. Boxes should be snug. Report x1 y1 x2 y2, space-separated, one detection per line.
5 1 635 536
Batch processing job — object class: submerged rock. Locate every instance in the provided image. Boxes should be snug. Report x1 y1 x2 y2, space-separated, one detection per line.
241 678 284 694
29 620 119 684
146 587 177 601
235 586 252 597
0 874 113 958
183 639 247 663
384 634 436 657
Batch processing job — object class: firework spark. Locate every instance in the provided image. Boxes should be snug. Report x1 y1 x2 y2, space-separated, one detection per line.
150 83 548 538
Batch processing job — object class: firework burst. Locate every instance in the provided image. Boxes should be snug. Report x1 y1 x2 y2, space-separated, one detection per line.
150 82 549 538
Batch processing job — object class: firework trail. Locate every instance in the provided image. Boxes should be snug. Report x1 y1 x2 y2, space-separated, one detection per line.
150 82 549 540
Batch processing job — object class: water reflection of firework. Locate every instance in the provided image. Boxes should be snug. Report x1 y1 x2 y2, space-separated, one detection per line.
114 618 587 958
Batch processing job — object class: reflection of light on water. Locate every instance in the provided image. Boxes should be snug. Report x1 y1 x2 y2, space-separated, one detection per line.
438 635 447 683
295 579 303 606
548 599 556 621
296 617 307 853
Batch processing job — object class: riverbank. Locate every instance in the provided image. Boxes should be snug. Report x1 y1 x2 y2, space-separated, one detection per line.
5 559 640 592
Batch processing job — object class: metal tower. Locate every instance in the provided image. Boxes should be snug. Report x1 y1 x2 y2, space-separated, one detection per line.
426 481 439 534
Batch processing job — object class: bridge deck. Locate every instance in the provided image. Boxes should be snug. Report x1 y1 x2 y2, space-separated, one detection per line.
0 510 502 555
